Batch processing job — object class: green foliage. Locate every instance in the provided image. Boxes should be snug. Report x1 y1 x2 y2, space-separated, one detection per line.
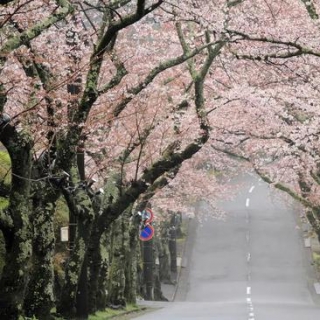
313 252 320 271
54 197 69 250
0 197 8 209
53 197 69 298
0 150 11 187
301 0 319 19
89 304 143 320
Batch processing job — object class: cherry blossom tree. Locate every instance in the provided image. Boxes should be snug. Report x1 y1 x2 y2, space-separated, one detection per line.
2 0 320 319
0 0 231 318
208 0 320 241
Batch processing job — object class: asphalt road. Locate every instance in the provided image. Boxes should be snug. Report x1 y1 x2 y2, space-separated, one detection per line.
134 172 320 319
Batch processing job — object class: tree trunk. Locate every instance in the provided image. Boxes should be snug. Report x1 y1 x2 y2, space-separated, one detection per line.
0 126 33 320
0 197 32 320
107 214 128 307
75 145 89 320
95 232 109 311
169 214 177 274
87 224 109 313
153 233 167 302
124 214 140 304
24 201 56 320
158 221 171 284
87 175 121 313
75 254 88 320
57 197 93 319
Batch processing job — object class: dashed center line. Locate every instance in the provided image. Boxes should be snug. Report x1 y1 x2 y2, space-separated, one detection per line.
249 186 255 193
246 198 250 207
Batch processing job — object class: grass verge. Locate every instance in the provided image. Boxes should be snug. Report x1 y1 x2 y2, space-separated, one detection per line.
313 252 320 273
89 304 147 320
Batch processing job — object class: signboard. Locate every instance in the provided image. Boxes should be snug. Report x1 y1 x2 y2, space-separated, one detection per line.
60 226 69 242
139 224 154 241
142 208 154 223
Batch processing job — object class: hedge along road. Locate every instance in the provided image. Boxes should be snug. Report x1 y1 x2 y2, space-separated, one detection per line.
133 172 320 320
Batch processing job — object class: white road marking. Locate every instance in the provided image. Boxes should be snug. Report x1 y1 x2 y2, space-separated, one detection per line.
249 186 255 193
247 252 251 262
247 286 251 295
246 297 251 303
246 198 250 207
249 313 255 317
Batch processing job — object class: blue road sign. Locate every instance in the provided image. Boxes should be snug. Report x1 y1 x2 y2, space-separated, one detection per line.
139 224 154 241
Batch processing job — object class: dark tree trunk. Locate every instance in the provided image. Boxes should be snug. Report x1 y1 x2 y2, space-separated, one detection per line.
87 223 111 313
124 214 140 304
58 217 92 318
95 232 109 311
75 148 89 320
107 214 128 307
24 200 56 320
153 233 168 302
0 126 33 320
75 254 88 320
0 204 32 320
57 186 94 319
158 221 171 284
169 214 177 273
88 174 122 312
169 228 177 273
87 225 104 313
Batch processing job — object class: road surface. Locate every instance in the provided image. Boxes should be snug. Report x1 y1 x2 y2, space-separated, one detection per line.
133 172 320 319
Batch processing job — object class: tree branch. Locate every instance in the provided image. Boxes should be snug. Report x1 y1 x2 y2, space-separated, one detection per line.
0 0 74 57
77 1 163 123
0 0 74 113
228 29 320 59
112 39 225 118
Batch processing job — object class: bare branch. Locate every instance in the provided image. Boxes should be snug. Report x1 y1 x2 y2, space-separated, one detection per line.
112 39 226 118
228 29 320 59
